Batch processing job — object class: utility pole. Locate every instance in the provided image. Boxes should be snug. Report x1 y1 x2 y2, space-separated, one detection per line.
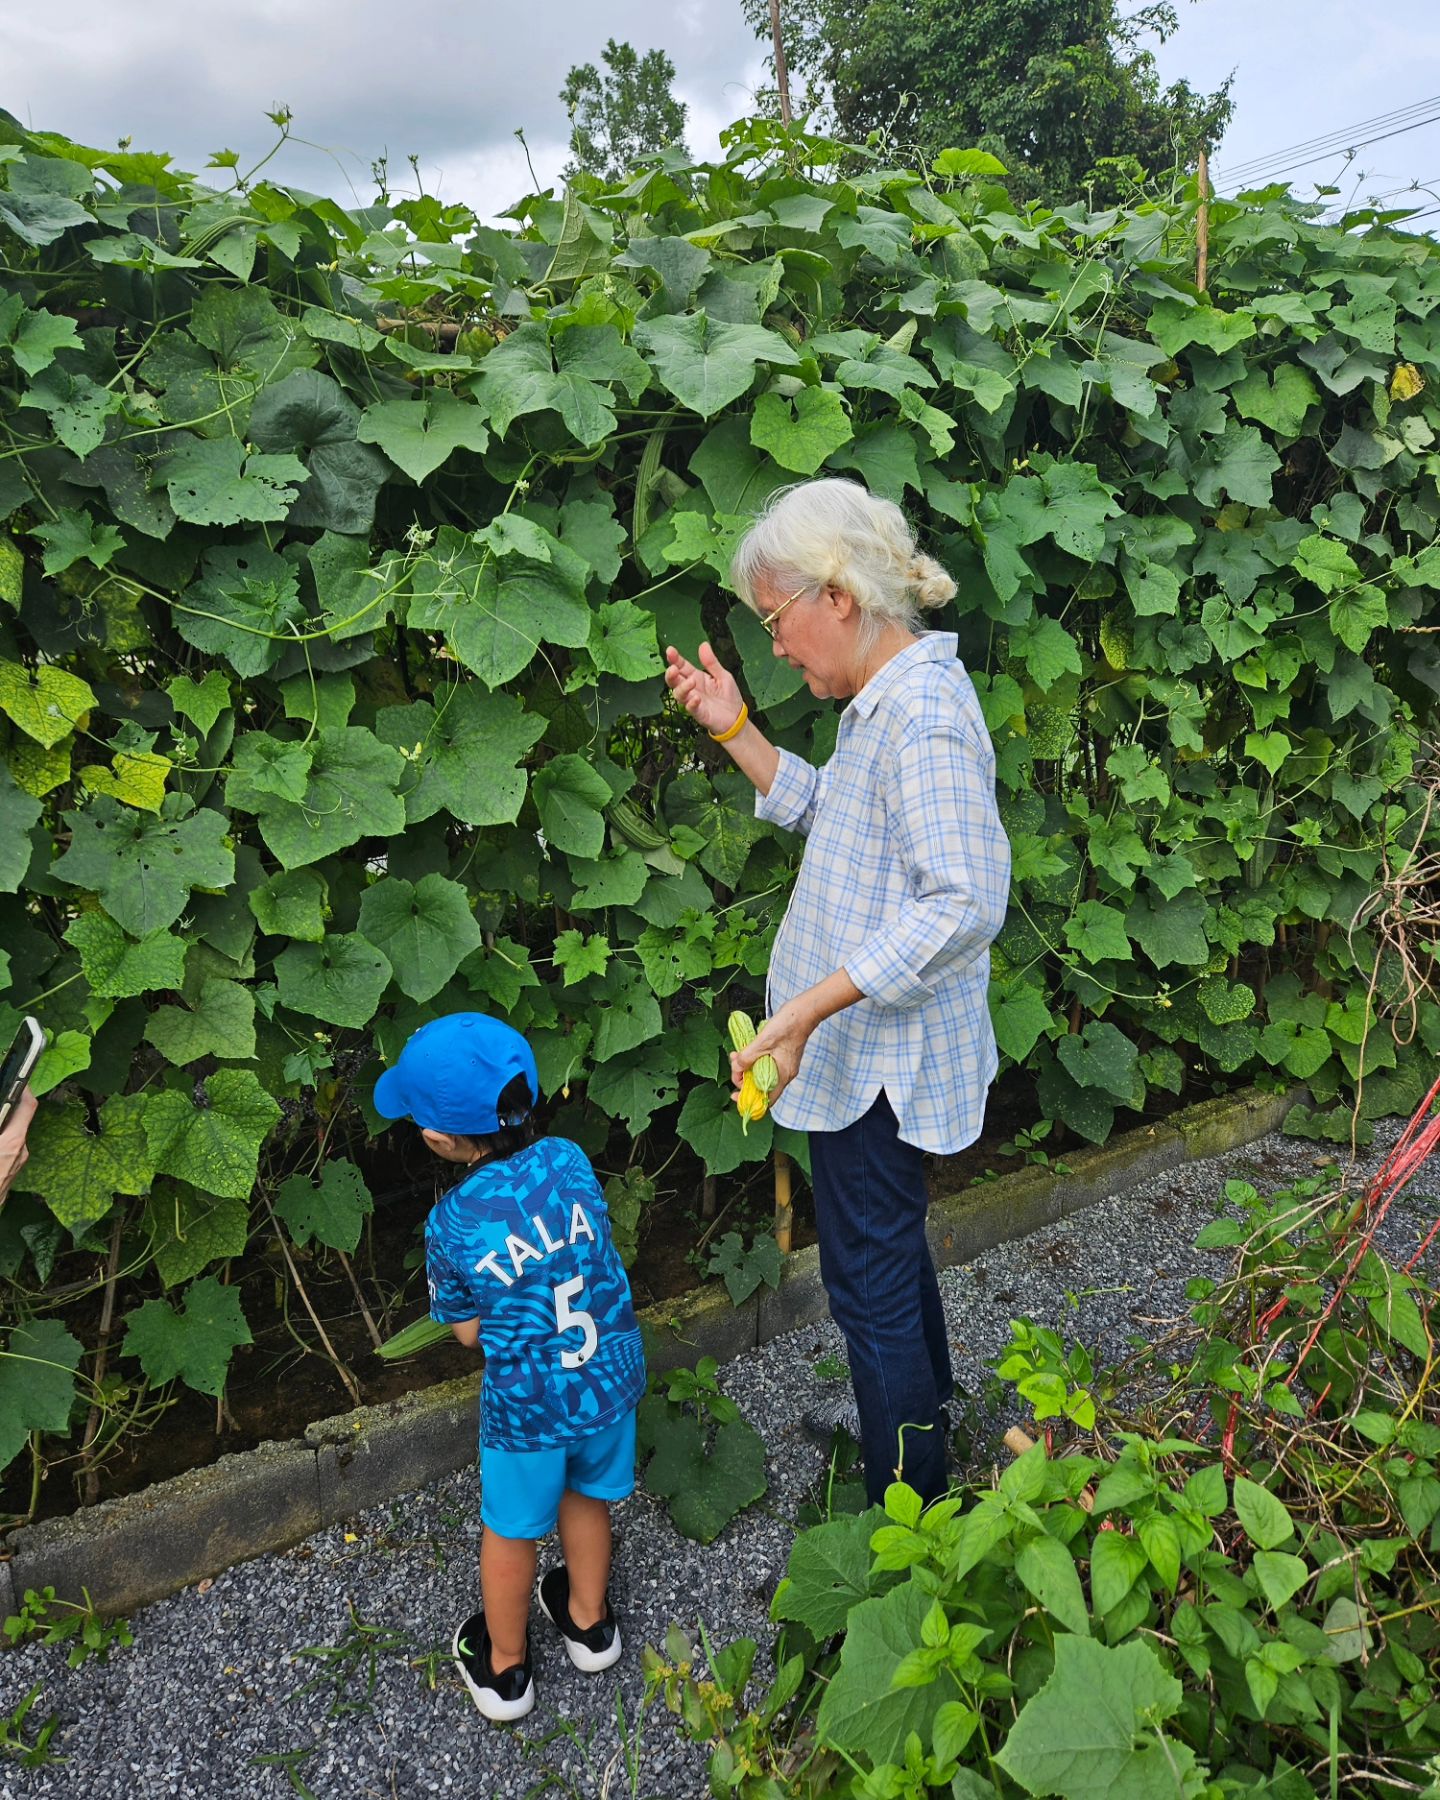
768 0 792 126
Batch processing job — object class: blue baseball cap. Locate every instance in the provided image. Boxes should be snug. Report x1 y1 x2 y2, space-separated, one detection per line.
372 1012 538 1135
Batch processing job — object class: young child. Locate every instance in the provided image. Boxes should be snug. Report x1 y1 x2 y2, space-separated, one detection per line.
374 1011 647 1722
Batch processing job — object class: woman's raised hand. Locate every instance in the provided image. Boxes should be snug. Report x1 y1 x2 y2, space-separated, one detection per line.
664 641 745 738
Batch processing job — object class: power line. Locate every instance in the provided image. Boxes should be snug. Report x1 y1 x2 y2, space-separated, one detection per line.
1221 94 1440 182
1221 110 1440 190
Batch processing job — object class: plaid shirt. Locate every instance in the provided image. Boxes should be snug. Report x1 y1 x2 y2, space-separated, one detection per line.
756 633 1010 1154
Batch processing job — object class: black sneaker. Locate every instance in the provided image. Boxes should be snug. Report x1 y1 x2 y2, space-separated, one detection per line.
537 1566 622 1673
452 1611 535 1722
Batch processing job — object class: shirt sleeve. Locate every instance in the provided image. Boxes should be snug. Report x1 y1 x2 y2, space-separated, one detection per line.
843 724 1011 1011
755 748 823 838
426 1228 478 1324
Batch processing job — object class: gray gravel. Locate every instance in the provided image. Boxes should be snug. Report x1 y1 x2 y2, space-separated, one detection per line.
2 1120 1435 1800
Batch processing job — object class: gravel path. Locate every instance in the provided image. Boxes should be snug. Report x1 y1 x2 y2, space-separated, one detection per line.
2 1120 1435 1800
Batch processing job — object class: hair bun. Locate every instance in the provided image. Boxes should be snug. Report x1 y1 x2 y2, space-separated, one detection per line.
907 554 957 610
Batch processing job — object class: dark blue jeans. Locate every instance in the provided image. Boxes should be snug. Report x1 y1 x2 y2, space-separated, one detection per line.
808 1090 953 1507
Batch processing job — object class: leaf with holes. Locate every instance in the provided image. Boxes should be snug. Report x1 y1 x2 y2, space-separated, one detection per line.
52 797 234 935
0 660 96 747
274 1158 373 1254
160 438 308 526
143 1069 281 1200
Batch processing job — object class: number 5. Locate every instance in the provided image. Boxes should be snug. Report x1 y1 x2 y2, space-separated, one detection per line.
553 1275 598 1369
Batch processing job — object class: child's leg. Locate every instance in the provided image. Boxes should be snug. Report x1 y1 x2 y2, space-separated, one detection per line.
556 1490 611 1629
480 1527 537 1669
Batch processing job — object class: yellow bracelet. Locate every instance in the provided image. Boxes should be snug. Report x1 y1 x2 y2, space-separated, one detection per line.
709 703 749 744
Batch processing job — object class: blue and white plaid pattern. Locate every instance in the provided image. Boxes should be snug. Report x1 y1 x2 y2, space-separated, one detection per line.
757 633 1010 1155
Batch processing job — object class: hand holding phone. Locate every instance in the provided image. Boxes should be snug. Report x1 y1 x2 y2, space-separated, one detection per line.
0 1017 45 1134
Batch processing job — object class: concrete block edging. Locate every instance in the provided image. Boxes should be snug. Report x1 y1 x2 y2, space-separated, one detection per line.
1 1085 1297 1618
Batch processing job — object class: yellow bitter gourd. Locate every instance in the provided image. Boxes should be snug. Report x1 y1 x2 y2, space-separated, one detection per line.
727 1010 778 1132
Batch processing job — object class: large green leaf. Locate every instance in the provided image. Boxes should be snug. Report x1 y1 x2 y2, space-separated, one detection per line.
0 1319 84 1473
357 873 482 1003
248 368 389 534
225 726 406 869
406 525 590 687
146 1183 251 1288
995 1636 1189 1800
633 313 798 417
750 387 853 474
356 392 490 481
274 932 392 1028
816 1581 952 1765
144 1069 281 1200
64 912 187 996
639 1405 767 1543
375 686 544 828
0 760 43 889
52 797 234 935
13 1093 154 1229
0 658 96 747
533 754 612 858
145 977 256 1065
160 437 308 527
122 1275 252 1397
771 1508 883 1640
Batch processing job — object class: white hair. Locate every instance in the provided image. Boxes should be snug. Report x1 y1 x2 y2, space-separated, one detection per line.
729 477 956 656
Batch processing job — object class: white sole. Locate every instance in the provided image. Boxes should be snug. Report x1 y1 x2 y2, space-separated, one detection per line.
538 1590 623 1673
452 1622 535 1722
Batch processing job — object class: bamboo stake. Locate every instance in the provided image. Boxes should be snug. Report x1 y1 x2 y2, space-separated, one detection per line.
701 1172 717 1221
337 1246 384 1352
1197 147 1210 294
774 1150 793 1255
768 0 792 127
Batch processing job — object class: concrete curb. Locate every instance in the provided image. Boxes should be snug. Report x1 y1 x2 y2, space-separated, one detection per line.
0 1085 1298 1619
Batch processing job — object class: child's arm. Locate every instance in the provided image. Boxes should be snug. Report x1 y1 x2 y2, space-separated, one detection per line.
448 1316 481 1349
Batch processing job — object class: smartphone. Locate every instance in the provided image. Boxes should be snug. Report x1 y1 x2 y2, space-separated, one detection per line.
0 1017 46 1132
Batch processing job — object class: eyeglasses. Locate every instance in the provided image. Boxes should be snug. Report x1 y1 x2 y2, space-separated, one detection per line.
758 583 809 640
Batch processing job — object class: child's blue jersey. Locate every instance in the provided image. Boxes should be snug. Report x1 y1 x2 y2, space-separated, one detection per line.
425 1136 646 1453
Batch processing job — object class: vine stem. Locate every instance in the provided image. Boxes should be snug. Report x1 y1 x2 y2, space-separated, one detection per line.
261 1193 362 1406
336 1248 383 1353
79 1208 126 1504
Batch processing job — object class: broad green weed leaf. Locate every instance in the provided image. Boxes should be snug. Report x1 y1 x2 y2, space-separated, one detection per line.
1015 1531 1090 1635
816 1582 950 1765
1233 1475 1294 1549
996 1636 1187 1799
122 1275 251 1397
770 1507 883 1640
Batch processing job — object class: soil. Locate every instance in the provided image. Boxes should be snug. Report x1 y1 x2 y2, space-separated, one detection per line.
1 1069 1213 1532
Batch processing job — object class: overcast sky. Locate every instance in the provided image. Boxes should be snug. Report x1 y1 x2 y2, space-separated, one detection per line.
8 1 1440 225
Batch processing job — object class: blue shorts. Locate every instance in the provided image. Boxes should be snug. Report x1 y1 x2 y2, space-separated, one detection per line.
479 1409 638 1540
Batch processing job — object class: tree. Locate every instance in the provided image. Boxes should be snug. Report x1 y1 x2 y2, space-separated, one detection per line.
741 0 1232 200
560 40 690 184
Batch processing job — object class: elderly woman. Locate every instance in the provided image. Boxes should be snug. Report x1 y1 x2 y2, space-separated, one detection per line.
663 477 1010 1507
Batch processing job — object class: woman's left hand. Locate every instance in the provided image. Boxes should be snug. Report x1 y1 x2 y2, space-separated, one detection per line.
730 999 814 1104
